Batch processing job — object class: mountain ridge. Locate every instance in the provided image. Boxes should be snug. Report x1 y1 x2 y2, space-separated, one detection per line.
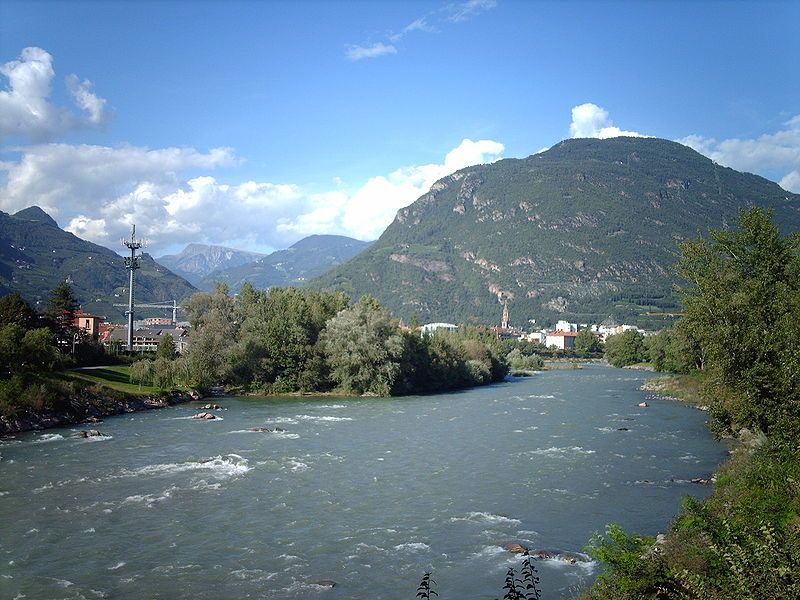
156 243 266 286
312 137 800 326
0 207 196 318
199 234 372 292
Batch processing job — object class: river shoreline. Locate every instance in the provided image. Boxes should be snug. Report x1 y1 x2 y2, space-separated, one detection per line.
0 388 199 436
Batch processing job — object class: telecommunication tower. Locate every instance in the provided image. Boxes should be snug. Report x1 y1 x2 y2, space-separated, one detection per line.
122 225 143 351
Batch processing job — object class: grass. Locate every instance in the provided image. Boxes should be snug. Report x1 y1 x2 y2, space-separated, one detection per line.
61 365 163 395
641 373 704 406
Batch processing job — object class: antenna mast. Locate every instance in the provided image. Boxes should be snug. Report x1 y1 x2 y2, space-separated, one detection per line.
122 225 143 351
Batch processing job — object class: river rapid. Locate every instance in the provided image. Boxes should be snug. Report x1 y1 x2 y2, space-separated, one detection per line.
0 365 726 599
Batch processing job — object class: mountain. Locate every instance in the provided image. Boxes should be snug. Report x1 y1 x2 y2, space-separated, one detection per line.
155 243 265 286
199 234 372 293
0 207 196 318
312 137 800 326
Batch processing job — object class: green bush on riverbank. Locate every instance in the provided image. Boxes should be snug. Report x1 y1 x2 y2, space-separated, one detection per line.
586 208 800 599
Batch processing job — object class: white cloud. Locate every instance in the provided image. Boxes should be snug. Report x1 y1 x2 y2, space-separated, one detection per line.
677 115 800 188
66 74 108 125
779 171 800 193
345 42 397 61
569 103 645 139
347 0 495 59
447 0 498 23
280 138 505 240
0 138 504 253
0 47 109 140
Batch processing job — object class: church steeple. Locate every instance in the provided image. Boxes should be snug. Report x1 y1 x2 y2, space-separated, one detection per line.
501 299 509 329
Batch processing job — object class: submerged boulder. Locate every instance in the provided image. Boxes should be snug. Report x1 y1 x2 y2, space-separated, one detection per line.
192 412 216 420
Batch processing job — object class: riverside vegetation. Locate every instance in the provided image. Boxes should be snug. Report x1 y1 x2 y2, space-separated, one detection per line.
129 285 508 396
583 208 800 599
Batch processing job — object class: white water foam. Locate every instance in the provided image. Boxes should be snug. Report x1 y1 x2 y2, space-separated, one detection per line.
284 459 310 472
295 415 353 422
34 433 64 443
451 512 522 526
108 562 126 570
269 417 299 425
117 454 251 479
227 429 299 438
230 568 278 582
527 446 596 457
529 394 556 399
394 542 430 552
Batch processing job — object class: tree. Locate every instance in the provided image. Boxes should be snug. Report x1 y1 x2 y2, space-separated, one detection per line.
45 281 79 348
676 207 800 441
575 329 602 354
129 359 154 389
320 295 406 395
645 325 700 374
604 330 646 367
0 293 37 329
156 333 177 360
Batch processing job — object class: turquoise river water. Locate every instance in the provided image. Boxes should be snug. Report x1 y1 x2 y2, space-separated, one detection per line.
0 365 727 599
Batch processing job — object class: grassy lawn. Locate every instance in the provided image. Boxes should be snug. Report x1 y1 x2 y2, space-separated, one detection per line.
63 366 164 395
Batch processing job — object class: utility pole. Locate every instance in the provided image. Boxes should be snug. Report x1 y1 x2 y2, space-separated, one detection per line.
122 225 143 351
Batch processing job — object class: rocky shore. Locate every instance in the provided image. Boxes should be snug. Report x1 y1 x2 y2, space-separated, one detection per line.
0 389 201 435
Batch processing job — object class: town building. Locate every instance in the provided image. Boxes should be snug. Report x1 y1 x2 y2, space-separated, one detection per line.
73 311 103 340
545 330 578 350
420 322 458 335
104 326 191 353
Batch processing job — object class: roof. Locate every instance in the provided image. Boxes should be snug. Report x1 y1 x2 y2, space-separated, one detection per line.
548 330 579 337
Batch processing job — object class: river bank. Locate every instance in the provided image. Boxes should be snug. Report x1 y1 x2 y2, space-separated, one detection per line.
0 386 199 435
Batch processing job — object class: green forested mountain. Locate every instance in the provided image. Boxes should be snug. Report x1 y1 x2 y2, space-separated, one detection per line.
0 207 196 318
199 234 372 293
313 137 800 326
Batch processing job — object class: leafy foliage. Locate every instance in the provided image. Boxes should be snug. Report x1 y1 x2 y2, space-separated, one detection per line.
586 209 800 600
676 207 800 443
603 330 646 367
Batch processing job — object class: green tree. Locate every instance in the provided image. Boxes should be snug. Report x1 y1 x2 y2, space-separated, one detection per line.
676 207 800 441
0 293 37 329
129 359 154 389
320 295 406 395
645 325 700 374
604 330 646 367
181 284 238 390
575 329 602 354
45 281 79 349
156 333 177 360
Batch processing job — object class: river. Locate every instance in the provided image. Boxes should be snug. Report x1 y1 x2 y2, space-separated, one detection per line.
0 365 726 599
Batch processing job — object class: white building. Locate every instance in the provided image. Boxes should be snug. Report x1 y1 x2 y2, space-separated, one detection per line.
545 330 578 350
420 322 458 335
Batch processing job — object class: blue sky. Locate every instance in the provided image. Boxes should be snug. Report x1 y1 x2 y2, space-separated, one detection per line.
1 0 798 255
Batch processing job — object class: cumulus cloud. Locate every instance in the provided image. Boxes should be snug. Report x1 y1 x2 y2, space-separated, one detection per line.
345 42 397 61
779 171 800 193
678 115 800 191
0 47 110 140
0 138 504 253
569 103 645 139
